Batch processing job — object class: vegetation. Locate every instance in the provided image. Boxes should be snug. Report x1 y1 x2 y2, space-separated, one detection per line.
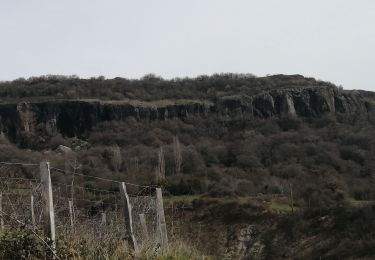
0 228 209 259
4 109 373 210
0 74 332 103
1 73 375 258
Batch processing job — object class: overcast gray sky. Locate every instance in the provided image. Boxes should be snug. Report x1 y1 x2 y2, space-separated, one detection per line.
0 0 374 90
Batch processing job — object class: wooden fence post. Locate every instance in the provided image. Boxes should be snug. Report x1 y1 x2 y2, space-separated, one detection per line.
0 192 4 229
31 194 35 226
40 161 56 255
139 213 149 240
68 200 74 229
119 182 138 252
156 188 168 249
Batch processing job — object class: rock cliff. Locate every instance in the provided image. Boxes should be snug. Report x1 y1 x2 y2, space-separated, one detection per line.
0 85 374 140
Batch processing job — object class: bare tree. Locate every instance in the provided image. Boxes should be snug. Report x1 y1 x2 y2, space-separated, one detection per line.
289 182 294 213
111 145 122 172
173 136 182 174
134 156 139 171
64 152 81 226
155 147 165 182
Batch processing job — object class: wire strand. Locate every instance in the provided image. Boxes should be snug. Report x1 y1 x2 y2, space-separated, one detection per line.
0 160 158 188
0 161 39 166
0 176 37 182
50 166 158 188
53 181 118 194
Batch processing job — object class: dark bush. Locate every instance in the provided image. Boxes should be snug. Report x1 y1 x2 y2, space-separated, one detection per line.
0 229 46 259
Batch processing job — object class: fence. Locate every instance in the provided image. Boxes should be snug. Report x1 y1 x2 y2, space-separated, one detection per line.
0 161 168 258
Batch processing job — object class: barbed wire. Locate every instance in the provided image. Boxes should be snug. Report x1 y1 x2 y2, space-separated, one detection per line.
0 160 159 189
0 161 39 167
50 166 159 188
0 176 37 181
52 180 119 194
0 160 165 256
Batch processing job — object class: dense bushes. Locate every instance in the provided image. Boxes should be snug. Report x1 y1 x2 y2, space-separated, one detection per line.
2 108 375 208
65 111 375 207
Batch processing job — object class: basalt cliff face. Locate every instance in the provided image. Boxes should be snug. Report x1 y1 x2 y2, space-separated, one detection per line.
0 85 374 140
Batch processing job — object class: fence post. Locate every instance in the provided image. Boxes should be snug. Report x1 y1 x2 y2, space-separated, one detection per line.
68 200 74 229
156 188 168 249
119 182 138 252
31 194 35 226
0 192 4 229
139 213 149 240
40 161 56 256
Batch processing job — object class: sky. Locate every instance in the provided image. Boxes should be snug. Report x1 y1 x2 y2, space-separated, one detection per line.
0 0 374 90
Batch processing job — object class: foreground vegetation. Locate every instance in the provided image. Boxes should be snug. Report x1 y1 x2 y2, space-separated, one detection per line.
1 193 375 259
165 195 375 259
0 228 208 259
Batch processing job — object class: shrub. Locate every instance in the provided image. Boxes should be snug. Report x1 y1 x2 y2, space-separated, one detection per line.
0 228 46 259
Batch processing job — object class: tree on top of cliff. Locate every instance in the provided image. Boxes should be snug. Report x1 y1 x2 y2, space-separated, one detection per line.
0 74 336 102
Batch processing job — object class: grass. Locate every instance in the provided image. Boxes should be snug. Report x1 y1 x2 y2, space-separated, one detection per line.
268 200 293 213
164 195 201 204
153 241 212 260
56 98 213 108
194 196 375 214
0 226 211 260
347 198 373 207
165 195 264 206
165 195 296 216
214 196 254 205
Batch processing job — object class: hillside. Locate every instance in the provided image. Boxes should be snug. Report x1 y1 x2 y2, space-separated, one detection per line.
1 74 375 258
1 74 375 198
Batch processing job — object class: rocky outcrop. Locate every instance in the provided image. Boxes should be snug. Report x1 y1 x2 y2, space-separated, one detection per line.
0 85 374 140
217 86 375 121
224 225 264 259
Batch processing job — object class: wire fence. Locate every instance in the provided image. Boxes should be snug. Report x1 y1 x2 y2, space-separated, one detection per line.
0 161 167 257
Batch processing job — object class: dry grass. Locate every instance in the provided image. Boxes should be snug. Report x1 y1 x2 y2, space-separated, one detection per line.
57 233 210 260
347 198 373 207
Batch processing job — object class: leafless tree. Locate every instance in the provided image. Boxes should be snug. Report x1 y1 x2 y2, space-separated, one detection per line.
111 145 122 172
156 147 165 182
173 136 182 174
